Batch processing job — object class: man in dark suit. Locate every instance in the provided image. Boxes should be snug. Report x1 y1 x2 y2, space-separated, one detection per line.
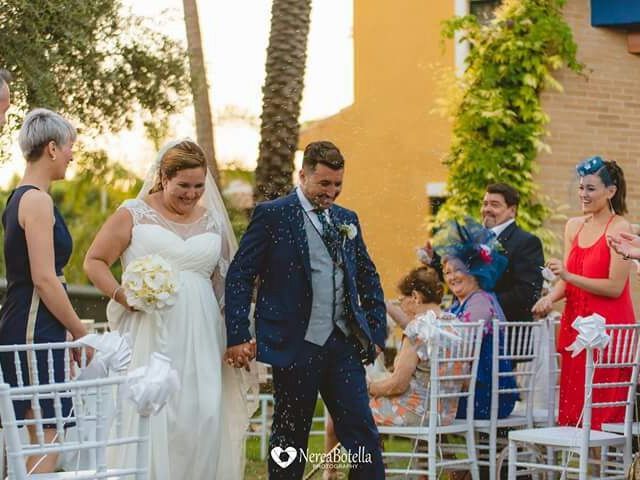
481 183 544 323
224 141 386 479
425 183 544 322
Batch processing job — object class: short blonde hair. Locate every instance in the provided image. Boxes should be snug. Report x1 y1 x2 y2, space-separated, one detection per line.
18 108 77 162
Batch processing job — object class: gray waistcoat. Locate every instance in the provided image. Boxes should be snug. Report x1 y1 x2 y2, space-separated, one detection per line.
303 214 350 346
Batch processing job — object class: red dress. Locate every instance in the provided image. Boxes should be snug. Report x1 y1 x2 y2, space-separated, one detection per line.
557 216 636 430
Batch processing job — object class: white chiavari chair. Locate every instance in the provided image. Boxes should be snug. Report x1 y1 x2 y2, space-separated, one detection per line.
378 321 484 479
508 324 640 480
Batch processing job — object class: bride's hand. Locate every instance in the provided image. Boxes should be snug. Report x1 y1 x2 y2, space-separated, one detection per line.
224 339 256 371
113 288 137 312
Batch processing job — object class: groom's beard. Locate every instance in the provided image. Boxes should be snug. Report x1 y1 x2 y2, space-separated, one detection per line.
312 197 336 210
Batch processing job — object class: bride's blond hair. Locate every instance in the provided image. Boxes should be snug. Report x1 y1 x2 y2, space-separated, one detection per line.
149 140 207 194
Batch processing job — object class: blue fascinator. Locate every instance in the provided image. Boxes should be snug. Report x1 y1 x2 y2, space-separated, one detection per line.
432 217 508 291
576 155 614 186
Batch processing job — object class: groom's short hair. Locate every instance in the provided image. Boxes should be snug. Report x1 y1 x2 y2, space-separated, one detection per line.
302 141 344 171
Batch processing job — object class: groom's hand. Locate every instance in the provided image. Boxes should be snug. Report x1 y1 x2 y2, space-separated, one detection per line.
224 339 256 372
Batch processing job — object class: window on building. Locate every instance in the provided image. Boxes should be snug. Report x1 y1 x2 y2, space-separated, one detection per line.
429 196 447 217
426 182 448 217
470 0 501 25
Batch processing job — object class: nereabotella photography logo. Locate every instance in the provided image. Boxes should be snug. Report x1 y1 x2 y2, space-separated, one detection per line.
270 445 372 470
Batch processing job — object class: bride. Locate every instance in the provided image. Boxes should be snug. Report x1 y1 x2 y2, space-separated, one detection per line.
84 139 258 478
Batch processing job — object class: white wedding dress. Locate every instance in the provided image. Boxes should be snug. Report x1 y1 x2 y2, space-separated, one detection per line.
107 198 257 479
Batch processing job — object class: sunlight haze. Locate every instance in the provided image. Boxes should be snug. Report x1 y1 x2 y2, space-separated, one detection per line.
0 0 353 186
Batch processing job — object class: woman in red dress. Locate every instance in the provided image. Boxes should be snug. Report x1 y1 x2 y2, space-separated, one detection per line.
532 156 635 430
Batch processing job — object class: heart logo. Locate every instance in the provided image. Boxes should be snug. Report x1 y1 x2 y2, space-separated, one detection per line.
270 446 297 469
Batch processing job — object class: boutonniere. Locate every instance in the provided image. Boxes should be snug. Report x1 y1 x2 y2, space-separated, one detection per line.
494 240 506 255
338 223 358 245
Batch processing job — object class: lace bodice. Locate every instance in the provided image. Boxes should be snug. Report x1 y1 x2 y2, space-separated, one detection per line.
119 198 230 305
124 198 223 240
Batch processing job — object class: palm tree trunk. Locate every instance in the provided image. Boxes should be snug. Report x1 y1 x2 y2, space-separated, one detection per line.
255 0 312 201
182 0 219 181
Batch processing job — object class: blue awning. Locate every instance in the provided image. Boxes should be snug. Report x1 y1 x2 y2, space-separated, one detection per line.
591 0 640 28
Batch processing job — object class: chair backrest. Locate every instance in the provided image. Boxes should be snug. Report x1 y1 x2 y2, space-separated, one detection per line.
584 324 640 430
0 341 94 476
581 324 640 461
545 313 561 426
490 320 543 426
428 321 484 429
0 341 92 387
0 376 149 480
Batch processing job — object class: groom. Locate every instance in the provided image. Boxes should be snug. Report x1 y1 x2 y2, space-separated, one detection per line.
225 141 386 479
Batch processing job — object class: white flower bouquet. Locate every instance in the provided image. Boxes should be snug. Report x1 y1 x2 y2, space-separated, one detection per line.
121 254 179 313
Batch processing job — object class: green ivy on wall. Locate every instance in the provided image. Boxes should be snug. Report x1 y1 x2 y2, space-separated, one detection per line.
435 0 582 250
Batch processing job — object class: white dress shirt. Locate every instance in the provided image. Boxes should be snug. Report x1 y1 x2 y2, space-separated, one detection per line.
491 218 515 238
296 187 330 233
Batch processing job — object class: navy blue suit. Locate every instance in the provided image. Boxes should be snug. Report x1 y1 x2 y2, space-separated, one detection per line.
225 192 386 479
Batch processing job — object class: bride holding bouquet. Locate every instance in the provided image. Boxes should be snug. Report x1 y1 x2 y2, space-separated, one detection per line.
84 139 258 479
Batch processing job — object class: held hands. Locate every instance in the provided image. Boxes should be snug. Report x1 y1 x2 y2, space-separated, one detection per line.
224 339 256 372
607 232 640 261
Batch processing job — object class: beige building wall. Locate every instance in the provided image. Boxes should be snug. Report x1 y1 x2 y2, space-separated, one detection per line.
299 0 639 303
539 0 640 228
300 0 455 294
537 0 640 303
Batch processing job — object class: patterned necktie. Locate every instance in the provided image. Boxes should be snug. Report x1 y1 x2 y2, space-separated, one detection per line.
314 208 340 262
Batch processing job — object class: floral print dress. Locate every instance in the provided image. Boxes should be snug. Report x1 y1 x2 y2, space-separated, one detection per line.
369 329 467 427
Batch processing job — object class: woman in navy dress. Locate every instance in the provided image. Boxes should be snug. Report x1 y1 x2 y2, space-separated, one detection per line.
0 108 88 473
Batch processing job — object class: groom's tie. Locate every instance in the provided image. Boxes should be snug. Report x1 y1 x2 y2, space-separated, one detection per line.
314 208 340 262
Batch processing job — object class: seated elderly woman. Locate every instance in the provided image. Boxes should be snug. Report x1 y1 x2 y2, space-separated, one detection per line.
433 217 518 419
367 266 463 427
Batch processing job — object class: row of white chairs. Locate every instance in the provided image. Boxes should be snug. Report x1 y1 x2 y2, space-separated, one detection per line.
20 320 627 479
509 323 640 480
0 340 150 479
377 318 544 479
378 318 640 480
